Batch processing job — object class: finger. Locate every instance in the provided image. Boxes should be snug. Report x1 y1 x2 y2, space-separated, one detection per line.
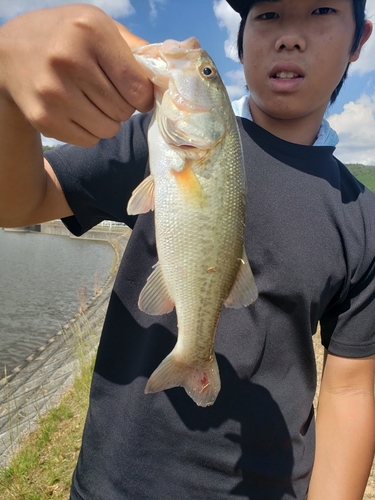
72 91 123 138
43 120 101 148
73 60 139 123
44 38 139 125
27 85 123 146
96 28 154 114
114 21 149 48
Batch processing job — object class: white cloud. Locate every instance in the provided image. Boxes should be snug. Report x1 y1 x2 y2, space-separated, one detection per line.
213 0 241 62
149 0 158 21
0 0 135 21
327 95 375 165
148 0 167 22
42 135 65 148
224 69 247 100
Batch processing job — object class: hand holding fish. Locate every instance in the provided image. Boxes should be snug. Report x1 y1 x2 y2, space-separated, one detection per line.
128 39 258 407
0 4 153 147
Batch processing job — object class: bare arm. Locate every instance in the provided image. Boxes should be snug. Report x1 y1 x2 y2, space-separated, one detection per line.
308 350 375 499
0 5 152 227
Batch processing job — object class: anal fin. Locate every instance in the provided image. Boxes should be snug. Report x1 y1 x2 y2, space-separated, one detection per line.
224 248 258 308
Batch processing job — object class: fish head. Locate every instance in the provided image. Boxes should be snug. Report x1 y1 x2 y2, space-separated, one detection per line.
133 39 233 160
133 38 201 91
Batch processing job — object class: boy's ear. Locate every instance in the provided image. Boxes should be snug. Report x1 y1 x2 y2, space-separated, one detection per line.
349 20 373 62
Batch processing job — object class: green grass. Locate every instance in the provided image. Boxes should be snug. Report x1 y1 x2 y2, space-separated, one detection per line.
0 342 95 499
346 163 375 193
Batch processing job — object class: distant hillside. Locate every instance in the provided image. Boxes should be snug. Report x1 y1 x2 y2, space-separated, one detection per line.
346 163 375 193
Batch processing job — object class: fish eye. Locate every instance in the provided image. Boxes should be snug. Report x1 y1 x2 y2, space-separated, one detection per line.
201 65 216 79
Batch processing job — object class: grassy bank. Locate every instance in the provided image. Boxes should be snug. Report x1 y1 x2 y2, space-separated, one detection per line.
0 354 94 499
347 163 375 193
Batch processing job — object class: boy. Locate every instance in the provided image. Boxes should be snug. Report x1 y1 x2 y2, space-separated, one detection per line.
0 1 374 498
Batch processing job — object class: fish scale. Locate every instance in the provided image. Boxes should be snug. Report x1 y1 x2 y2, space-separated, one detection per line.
128 37 258 406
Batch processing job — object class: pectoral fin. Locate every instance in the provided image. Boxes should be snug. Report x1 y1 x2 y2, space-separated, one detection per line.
139 262 175 315
127 175 155 215
224 249 258 308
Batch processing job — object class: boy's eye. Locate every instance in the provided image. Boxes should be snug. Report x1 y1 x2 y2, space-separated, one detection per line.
256 12 279 20
312 7 336 15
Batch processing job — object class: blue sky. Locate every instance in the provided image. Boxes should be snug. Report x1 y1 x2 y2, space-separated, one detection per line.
1 0 375 164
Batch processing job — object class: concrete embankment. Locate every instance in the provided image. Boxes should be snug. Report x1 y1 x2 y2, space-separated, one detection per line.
0 223 131 469
5 220 128 241
40 221 128 240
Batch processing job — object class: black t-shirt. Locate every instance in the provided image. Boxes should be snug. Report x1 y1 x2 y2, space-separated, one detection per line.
45 114 375 500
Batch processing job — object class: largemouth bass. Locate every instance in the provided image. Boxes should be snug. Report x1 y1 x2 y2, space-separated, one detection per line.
127 38 257 407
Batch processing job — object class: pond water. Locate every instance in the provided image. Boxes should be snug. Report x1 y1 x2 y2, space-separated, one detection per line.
0 229 113 374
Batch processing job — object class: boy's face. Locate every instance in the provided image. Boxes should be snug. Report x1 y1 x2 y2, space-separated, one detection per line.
242 0 365 124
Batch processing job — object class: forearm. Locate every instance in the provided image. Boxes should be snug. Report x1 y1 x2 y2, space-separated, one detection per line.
308 384 375 499
0 92 46 227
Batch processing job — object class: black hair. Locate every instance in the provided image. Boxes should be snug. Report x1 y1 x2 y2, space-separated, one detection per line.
237 0 367 105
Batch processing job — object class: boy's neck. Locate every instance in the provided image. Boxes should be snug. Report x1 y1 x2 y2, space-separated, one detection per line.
249 98 326 146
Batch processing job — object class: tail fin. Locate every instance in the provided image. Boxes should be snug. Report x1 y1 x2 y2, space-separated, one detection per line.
144 351 221 407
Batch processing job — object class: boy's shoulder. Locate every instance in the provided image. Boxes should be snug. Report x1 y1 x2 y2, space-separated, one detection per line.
236 113 373 213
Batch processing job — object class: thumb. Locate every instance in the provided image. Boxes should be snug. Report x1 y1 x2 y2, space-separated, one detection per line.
114 21 149 48
96 21 154 113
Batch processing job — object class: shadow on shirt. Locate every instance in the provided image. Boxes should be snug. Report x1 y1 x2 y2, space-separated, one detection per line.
91 290 299 500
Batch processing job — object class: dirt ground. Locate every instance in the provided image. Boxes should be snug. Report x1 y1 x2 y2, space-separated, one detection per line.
313 332 375 499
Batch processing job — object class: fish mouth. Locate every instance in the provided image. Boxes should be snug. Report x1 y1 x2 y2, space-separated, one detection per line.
161 37 201 54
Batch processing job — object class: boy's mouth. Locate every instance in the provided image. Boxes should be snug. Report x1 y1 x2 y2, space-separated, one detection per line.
274 71 301 79
270 62 305 81
268 65 305 92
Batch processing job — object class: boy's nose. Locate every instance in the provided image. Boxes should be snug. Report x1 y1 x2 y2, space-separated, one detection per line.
275 34 307 52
